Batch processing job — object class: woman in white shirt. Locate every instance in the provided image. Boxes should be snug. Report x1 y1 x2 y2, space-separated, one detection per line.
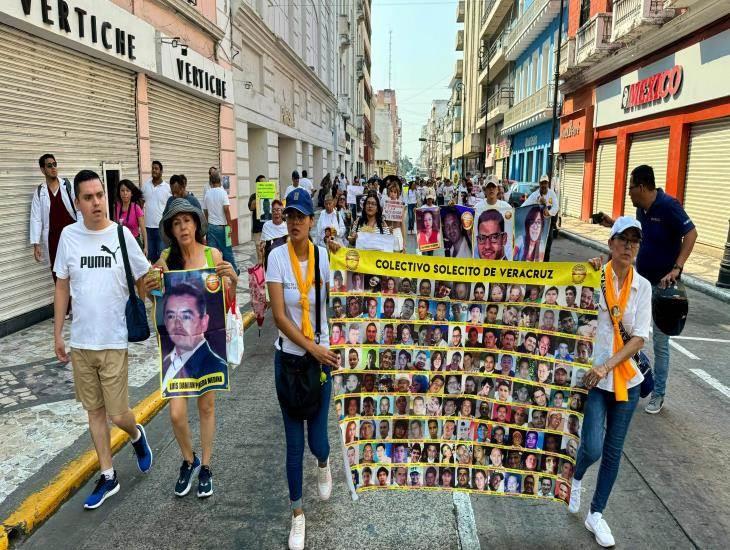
266 190 338 550
346 192 391 248
260 199 288 265
315 195 345 247
568 217 651 548
383 181 405 253
406 184 418 234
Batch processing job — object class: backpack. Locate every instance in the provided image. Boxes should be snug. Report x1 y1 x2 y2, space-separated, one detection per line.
38 178 77 218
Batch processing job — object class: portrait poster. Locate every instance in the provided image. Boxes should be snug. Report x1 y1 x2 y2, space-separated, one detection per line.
155 269 229 399
473 203 514 261
440 205 475 259
512 205 551 262
347 184 364 205
383 199 404 223
357 231 395 253
329 248 598 503
256 181 278 222
356 194 366 218
416 207 442 252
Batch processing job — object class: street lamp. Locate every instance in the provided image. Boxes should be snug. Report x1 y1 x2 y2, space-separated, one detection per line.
453 81 465 177
547 0 566 182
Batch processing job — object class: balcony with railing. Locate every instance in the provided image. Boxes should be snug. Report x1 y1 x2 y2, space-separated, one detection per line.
503 83 555 134
506 0 561 61
487 87 514 124
576 13 616 67
454 59 463 81
558 36 577 76
479 0 512 40
456 0 465 23
611 0 674 44
478 26 510 84
456 29 464 51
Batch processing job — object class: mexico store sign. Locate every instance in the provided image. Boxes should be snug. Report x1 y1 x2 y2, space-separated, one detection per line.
595 29 730 127
0 0 156 71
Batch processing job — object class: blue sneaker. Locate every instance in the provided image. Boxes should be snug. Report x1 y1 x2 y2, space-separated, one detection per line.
84 472 120 509
131 424 153 473
197 466 213 498
175 454 201 497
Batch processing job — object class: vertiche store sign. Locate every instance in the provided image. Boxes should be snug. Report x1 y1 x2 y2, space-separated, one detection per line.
1 0 156 71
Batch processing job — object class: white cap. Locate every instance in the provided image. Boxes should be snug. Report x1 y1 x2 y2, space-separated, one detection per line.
425 188 436 200
539 174 550 183
610 216 643 238
485 175 499 187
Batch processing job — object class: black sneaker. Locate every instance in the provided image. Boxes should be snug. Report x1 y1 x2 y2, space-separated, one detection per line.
197 466 213 498
174 454 201 497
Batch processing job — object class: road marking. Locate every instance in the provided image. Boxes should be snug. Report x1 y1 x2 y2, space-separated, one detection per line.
649 327 701 360
672 336 730 344
668 339 700 360
690 368 730 399
453 492 481 550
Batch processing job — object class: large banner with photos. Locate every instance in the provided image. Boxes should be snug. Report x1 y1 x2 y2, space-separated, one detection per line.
329 248 599 503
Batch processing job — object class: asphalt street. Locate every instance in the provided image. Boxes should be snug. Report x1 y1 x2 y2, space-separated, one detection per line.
15 234 730 549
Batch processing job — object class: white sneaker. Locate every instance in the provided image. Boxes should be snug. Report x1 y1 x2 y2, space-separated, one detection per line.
585 511 615 547
568 479 581 514
289 513 305 550
317 460 332 500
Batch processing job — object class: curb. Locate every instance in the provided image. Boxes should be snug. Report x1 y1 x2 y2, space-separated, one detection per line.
0 311 257 550
560 230 730 304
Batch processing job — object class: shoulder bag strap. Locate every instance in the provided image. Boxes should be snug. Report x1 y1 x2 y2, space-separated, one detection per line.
63 178 77 217
314 244 321 344
118 224 138 300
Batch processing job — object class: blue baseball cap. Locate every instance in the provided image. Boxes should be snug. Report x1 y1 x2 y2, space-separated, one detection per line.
285 188 314 216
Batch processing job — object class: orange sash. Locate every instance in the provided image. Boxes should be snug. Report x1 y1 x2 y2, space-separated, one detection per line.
604 261 636 401
287 240 315 340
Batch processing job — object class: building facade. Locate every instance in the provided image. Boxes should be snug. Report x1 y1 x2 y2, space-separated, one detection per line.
559 0 730 250
374 89 401 176
0 0 234 334
231 0 338 238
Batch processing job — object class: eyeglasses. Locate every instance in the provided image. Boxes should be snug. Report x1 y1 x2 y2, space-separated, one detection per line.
45 162 58 168
613 234 641 249
476 232 505 244
285 212 308 224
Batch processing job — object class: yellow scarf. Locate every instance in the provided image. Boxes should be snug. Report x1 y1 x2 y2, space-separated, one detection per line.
287 240 316 340
604 261 636 401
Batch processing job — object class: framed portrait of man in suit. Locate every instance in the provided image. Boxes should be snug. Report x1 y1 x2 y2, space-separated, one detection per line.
155 269 229 398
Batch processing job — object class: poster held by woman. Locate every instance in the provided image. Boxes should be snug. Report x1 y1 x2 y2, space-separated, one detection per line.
514 206 551 262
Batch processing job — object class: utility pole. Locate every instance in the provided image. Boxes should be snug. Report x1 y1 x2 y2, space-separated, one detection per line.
547 0 566 182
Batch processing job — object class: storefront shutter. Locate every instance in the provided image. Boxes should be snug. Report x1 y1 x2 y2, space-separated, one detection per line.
147 80 220 200
0 24 138 324
684 117 730 248
560 152 585 218
625 129 670 215
593 139 617 217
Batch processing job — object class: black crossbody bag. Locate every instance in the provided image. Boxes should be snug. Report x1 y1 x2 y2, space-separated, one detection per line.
601 269 654 398
275 245 325 420
118 225 150 342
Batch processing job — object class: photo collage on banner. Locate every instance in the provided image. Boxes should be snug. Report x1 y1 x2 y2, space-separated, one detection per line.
329 248 599 503
155 269 229 399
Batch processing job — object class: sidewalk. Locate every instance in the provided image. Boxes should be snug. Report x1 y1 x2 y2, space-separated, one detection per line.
560 217 730 303
0 242 257 518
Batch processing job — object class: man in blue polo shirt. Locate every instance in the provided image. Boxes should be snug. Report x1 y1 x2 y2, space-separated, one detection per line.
603 165 697 414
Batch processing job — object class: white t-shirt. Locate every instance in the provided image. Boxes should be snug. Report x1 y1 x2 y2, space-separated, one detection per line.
523 189 560 216
142 180 171 228
284 184 305 199
54 222 150 350
262 220 288 241
474 198 511 210
203 187 230 225
265 244 330 355
299 178 314 194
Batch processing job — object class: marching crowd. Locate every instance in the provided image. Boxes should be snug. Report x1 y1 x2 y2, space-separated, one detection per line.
29 155 695 549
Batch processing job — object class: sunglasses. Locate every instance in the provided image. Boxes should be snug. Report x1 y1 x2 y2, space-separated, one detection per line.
45 162 58 168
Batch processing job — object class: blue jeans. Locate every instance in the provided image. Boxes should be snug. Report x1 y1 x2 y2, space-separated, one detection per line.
146 227 163 262
275 351 332 509
651 319 671 397
574 385 640 514
407 204 416 231
207 224 239 274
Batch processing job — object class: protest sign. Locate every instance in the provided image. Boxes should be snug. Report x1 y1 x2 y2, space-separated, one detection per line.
416 207 442 252
155 268 229 398
441 205 474 258
256 181 278 222
347 185 364 205
383 199 404 222
329 248 598 502
356 231 395 253
473 203 514 261
513 205 551 262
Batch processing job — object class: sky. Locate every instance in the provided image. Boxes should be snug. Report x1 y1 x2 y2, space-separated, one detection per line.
370 0 458 162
